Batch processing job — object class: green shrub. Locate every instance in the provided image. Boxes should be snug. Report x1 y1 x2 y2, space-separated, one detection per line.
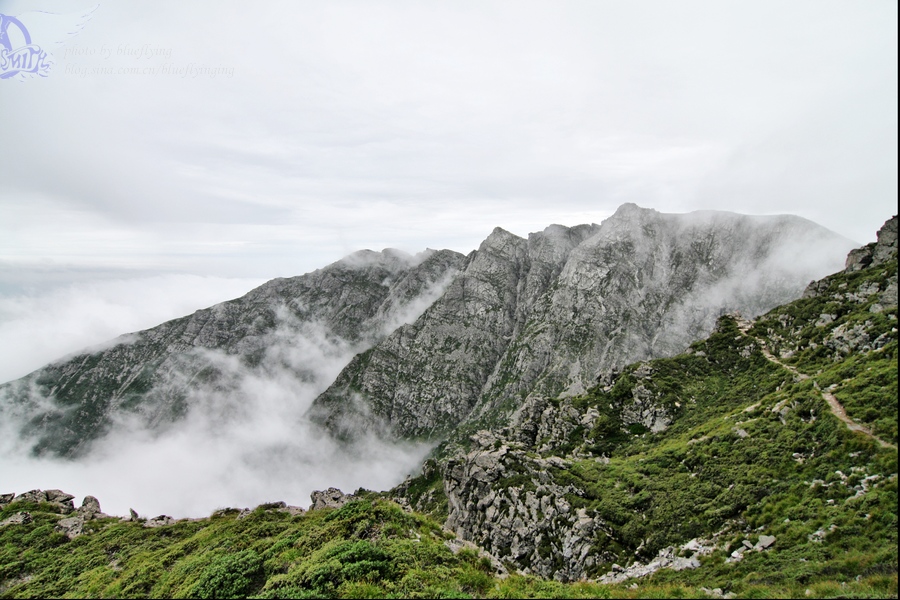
188 549 264 599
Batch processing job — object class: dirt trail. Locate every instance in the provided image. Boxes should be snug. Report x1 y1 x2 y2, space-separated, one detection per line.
735 317 896 450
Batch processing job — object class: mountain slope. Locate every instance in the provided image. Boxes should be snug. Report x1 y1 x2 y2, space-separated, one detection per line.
398 215 898 584
0 248 465 457
0 205 854 461
311 205 855 440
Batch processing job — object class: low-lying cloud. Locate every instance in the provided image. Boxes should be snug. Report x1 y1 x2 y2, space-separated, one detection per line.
0 274 266 384
0 276 436 518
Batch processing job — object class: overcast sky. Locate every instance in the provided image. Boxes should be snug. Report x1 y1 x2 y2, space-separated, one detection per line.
0 0 897 379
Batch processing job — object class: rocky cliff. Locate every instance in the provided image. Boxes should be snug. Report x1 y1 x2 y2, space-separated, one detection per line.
311 204 855 440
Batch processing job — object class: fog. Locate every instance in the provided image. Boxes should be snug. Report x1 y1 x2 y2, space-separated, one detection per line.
0 275 265 383
0 292 434 518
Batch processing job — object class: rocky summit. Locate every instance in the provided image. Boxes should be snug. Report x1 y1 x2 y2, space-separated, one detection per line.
310 205 855 441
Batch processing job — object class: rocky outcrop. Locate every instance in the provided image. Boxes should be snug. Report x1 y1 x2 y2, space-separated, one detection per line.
0 490 110 538
845 215 897 272
8 489 76 513
309 487 354 510
442 430 613 581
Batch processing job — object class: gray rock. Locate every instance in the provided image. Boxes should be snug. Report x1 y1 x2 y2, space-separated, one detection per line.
0 512 32 527
78 495 103 520
280 505 306 516
755 535 776 550
11 489 75 513
55 515 84 539
310 487 353 510
443 442 610 581
846 216 898 272
12 490 47 504
143 515 176 528
599 545 702 584
0 493 13 506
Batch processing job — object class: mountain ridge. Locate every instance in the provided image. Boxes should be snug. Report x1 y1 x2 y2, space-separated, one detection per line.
0 205 856 463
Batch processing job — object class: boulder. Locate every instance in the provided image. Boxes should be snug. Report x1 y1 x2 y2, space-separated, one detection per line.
310 487 353 510
143 515 176 528
55 515 84 539
77 496 108 520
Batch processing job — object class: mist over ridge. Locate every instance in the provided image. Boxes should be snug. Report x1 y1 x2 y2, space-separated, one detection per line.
0 205 858 517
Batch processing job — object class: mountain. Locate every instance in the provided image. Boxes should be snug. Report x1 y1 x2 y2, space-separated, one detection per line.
310 204 855 441
0 215 894 599
0 248 465 457
396 213 898 583
0 205 854 461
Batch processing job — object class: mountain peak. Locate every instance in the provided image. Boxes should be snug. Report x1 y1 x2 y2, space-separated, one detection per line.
611 202 654 218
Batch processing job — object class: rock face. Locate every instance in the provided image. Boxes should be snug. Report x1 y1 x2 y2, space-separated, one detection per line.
0 248 465 457
845 215 898 272
443 431 611 581
312 205 854 440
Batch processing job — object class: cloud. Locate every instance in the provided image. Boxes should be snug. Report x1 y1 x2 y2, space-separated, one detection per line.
0 274 264 383
0 275 436 518
1 1 895 286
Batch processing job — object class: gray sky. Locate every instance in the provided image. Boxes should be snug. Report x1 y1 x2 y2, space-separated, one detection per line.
0 0 897 378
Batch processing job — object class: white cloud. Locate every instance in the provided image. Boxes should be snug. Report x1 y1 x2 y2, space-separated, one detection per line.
0 299 433 518
0 274 264 383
